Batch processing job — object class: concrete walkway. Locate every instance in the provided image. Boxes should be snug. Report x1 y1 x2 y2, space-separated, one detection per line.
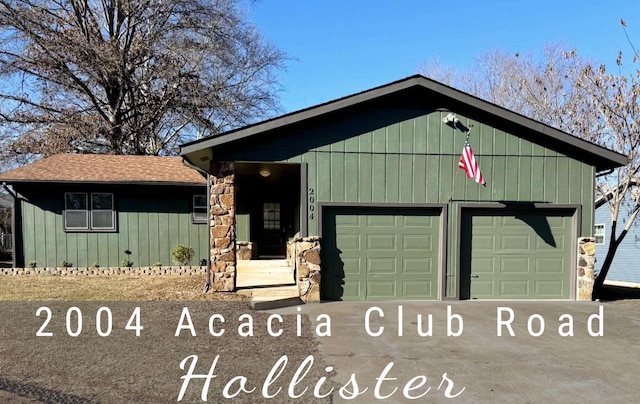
269 300 640 403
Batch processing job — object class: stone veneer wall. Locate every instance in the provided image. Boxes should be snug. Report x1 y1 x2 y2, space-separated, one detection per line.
289 237 321 302
1 266 206 276
577 237 596 300
209 161 236 291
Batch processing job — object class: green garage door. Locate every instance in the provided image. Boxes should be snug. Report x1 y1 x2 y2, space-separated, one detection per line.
461 210 574 300
322 207 440 301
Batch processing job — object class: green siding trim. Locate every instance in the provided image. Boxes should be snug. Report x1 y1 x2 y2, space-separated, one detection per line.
16 185 208 268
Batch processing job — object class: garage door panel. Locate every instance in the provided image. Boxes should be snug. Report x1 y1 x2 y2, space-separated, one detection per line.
464 209 573 300
368 281 396 299
402 215 434 227
403 281 433 298
323 207 440 301
403 258 433 274
367 258 396 274
336 214 360 226
474 257 495 274
500 257 529 273
342 257 362 274
336 234 360 250
500 235 530 251
500 281 529 297
403 235 432 250
535 258 565 274
535 281 565 297
474 235 495 251
471 281 494 297
367 215 395 227
343 281 363 299
367 234 397 250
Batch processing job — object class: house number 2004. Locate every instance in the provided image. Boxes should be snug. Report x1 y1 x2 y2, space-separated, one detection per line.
308 188 315 220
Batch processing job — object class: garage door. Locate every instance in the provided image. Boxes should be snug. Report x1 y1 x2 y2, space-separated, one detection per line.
461 210 574 299
321 207 441 301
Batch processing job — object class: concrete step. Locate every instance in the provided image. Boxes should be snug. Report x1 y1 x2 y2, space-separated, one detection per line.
237 285 300 301
237 259 292 272
236 259 295 287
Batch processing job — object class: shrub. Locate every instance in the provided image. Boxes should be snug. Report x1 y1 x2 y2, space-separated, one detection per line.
122 250 133 267
92 262 100 268
60 260 73 267
172 244 194 266
121 258 134 267
154 262 162 267
28 260 37 268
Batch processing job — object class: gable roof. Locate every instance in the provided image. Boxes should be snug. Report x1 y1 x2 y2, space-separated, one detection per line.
0 154 206 186
180 74 628 172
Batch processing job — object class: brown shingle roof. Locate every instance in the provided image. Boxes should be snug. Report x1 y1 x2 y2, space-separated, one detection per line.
0 154 206 185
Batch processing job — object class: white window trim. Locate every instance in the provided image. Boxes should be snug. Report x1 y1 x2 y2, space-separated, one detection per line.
90 193 116 231
594 223 606 245
64 192 116 232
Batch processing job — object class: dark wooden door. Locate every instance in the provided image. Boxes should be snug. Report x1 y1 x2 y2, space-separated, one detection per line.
259 202 286 257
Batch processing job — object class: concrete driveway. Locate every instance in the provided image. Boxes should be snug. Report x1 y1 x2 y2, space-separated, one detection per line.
269 300 640 403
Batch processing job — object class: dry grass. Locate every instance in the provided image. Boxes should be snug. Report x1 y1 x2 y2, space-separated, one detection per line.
0 274 247 301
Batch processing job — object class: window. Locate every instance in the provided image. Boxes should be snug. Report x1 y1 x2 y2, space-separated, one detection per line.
594 223 606 245
263 202 280 230
64 192 115 231
193 195 207 223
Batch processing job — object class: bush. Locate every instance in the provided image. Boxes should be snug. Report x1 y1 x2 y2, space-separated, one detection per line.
172 245 194 266
28 260 37 268
121 258 134 267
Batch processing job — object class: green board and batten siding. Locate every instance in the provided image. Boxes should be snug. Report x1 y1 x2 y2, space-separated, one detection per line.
216 107 595 299
16 186 208 268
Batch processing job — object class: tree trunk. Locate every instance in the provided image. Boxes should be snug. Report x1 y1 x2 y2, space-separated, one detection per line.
592 229 627 300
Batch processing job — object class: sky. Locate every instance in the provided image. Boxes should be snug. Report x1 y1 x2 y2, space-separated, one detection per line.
249 0 640 114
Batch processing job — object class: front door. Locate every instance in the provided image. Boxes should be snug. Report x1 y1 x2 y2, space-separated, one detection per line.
259 202 286 257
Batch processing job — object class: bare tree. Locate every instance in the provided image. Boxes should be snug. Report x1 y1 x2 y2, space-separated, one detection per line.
0 0 285 164
420 40 640 300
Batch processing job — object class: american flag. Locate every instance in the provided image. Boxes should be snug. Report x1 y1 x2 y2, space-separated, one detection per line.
458 140 486 187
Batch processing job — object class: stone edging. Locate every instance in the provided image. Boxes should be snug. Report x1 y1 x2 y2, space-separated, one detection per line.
1 266 207 276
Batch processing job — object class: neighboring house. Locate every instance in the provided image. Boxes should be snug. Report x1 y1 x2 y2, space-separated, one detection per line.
181 74 627 301
0 154 209 268
594 179 640 285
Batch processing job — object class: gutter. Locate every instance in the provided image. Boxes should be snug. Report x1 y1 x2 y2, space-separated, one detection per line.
181 158 212 293
596 168 614 177
2 182 17 268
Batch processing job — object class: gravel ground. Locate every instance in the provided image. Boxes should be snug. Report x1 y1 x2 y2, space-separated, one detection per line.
0 301 336 403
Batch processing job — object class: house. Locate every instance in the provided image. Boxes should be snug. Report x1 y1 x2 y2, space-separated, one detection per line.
179 74 627 301
0 154 209 269
594 179 640 286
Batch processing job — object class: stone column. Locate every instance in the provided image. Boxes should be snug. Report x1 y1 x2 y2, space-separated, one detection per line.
209 161 236 291
292 236 321 302
577 237 596 301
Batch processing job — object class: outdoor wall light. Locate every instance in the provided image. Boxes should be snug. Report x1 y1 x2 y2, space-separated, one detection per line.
259 169 271 177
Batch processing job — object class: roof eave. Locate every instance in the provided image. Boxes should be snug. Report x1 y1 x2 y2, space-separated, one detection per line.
0 179 207 186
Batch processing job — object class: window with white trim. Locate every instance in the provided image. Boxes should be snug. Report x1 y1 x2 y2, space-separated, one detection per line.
64 192 115 231
594 223 605 245
193 195 207 223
